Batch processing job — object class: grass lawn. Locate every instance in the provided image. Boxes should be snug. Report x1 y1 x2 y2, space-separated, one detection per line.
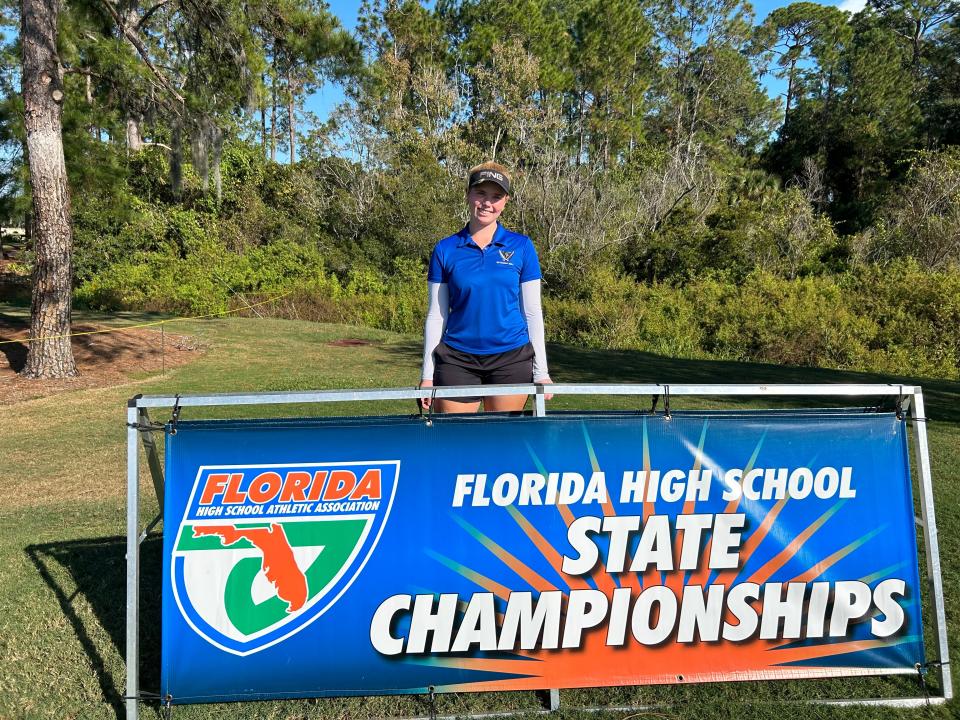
1 307 957 719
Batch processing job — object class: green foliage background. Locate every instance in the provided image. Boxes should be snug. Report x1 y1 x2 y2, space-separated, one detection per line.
2 0 960 380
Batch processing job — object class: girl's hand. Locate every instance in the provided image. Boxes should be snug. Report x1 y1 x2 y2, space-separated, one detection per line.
539 377 554 401
419 379 434 409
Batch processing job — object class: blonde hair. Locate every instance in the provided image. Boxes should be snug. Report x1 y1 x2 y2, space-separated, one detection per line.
466 161 512 192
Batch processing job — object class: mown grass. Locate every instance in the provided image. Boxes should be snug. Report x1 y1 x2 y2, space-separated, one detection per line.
0 305 957 720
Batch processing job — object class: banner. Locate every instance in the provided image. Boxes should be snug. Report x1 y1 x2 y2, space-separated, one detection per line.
162 411 924 704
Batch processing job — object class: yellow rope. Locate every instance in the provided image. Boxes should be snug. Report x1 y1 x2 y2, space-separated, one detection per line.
0 290 293 345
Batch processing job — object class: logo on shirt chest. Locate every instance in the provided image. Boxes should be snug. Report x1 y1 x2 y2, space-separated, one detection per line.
496 250 515 266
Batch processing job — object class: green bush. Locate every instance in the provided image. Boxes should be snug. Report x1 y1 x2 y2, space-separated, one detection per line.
75 234 960 381
696 271 877 368
703 189 839 279
75 237 422 328
76 236 335 316
72 195 168 281
546 265 706 359
76 246 229 314
344 258 427 334
547 264 960 379
843 260 960 378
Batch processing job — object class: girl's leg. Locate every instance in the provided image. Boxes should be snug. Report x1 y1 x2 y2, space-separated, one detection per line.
483 394 528 412
435 398 481 413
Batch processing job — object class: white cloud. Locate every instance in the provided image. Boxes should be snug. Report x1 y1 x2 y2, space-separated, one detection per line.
837 0 868 14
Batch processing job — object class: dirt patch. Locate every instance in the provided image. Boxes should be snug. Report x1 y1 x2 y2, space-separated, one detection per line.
327 338 373 347
0 316 203 404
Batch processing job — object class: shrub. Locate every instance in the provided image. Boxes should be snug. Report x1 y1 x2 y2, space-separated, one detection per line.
75 236 960 381
76 236 334 316
843 259 960 378
547 265 960 379
546 265 706 358
867 148 960 269
696 271 876 368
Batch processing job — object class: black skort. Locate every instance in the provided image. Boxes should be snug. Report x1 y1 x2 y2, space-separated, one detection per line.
433 342 534 397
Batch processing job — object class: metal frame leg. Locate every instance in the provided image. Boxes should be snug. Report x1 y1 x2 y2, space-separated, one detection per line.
534 385 546 418
126 405 140 720
548 689 560 711
911 391 952 700
532 389 556 707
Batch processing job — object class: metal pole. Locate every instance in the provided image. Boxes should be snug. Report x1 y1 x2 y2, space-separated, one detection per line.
534 385 546 418
911 391 953 700
548 689 560 711
126 404 141 720
130 383 922 409
534 387 553 707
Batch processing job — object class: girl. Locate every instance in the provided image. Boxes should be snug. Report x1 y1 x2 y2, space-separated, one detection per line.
419 161 551 412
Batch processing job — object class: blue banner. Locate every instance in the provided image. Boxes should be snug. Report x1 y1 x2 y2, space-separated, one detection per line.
162 411 924 703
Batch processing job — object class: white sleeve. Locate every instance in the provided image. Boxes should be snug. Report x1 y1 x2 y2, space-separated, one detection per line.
422 282 448 381
520 279 550 382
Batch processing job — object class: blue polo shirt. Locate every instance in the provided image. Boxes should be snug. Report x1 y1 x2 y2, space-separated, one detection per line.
427 223 542 355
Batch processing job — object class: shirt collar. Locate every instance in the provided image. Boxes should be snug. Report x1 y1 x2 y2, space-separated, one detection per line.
457 223 508 248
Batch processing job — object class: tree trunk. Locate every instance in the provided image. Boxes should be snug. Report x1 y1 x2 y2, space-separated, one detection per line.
171 115 183 200
192 118 209 191
818 70 835 174
577 91 585 166
490 126 502 161
784 57 797 131
911 20 922 77
126 115 144 153
270 74 277 163
287 69 295 165
260 73 267 157
211 123 224 203
20 0 77 378
85 71 98 139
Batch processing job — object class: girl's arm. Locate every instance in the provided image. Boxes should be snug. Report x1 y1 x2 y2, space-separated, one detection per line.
520 279 550 382
421 282 449 382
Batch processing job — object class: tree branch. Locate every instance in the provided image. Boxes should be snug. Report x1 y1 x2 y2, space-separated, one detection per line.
98 0 185 103
136 0 173 30
63 66 103 79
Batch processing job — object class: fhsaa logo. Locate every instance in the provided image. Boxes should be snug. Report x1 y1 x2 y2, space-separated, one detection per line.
171 460 399 656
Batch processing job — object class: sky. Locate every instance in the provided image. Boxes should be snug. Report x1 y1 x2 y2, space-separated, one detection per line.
306 0 870 125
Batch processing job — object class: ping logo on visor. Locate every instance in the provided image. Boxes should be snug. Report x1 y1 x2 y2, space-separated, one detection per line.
469 169 510 194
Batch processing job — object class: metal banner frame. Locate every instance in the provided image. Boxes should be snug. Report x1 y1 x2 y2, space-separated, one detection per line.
125 383 952 719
